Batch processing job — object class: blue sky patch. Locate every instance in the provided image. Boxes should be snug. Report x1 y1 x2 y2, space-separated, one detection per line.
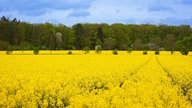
0 0 191 26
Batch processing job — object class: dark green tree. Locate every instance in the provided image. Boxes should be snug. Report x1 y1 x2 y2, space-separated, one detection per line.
0 16 192 52
149 36 161 49
133 39 143 50
103 37 116 50
176 36 192 55
73 23 84 50
0 40 9 50
97 26 104 43
163 34 176 54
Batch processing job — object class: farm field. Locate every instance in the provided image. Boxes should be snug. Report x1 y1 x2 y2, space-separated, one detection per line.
0 51 192 107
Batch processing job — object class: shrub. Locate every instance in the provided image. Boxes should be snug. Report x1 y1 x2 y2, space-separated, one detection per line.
113 49 118 55
68 50 72 55
6 46 13 55
176 37 192 55
95 45 102 54
127 47 133 54
180 48 189 55
33 47 39 55
171 51 174 55
155 50 160 55
6 50 12 55
83 46 90 54
143 50 147 55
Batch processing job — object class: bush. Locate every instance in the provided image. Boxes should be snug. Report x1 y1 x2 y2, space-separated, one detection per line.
68 50 72 55
176 37 192 55
180 48 189 55
155 50 160 55
95 45 102 54
127 47 132 54
6 46 13 55
113 49 118 55
171 51 174 55
143 50 147 55
6 50 12 55
83 46 90 54
33 47 39 55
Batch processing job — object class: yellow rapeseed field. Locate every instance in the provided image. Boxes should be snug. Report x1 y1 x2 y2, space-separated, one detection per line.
0 51 192 107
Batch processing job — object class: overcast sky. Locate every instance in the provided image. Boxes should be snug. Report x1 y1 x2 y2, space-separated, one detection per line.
0 0 192 26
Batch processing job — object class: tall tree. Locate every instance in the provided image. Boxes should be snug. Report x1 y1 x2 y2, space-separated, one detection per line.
49 27 56 50
163 34 176 54
67 29 75 50
176 36 192 55
149 36 161 50
32 24 40 47
97 26 104 43
15 22 25 46
132 39 143 50
9 18 19 45
90 31 97 50
0 16 10 42
103 37 116 50
72 23 84 49
177 25 191 40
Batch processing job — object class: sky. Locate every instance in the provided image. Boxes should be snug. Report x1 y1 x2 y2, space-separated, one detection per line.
0 0 192 26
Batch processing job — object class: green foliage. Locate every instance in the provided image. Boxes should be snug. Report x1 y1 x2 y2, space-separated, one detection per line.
163 34 176 53
155 50 160 55
0 16 192 51
176 37 192 55
96 39 103 46
180 48 189 55
6 50 12 55
95 45 102 54
133 39 143 50
68 50 72 55
103 38 116 50
119 44 128 50
83 46 90 54
143 50 148 55
19 42 31 50
127 47 133 54
0 40 9 50
113 49 118 55
97 26 104 43
72 23 84 50
33 47 39 55
40 46 48 50
149 36 161 50
6 46 13 55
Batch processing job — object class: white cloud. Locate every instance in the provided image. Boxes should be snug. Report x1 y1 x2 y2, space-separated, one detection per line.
0 0 192 26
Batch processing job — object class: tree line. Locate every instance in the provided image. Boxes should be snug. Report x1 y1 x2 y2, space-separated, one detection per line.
0 16 192 54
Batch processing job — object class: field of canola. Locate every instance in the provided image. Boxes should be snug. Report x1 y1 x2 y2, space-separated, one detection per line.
0 51 192 107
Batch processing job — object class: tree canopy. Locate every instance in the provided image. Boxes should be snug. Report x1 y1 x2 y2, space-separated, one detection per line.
0 16 192 53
